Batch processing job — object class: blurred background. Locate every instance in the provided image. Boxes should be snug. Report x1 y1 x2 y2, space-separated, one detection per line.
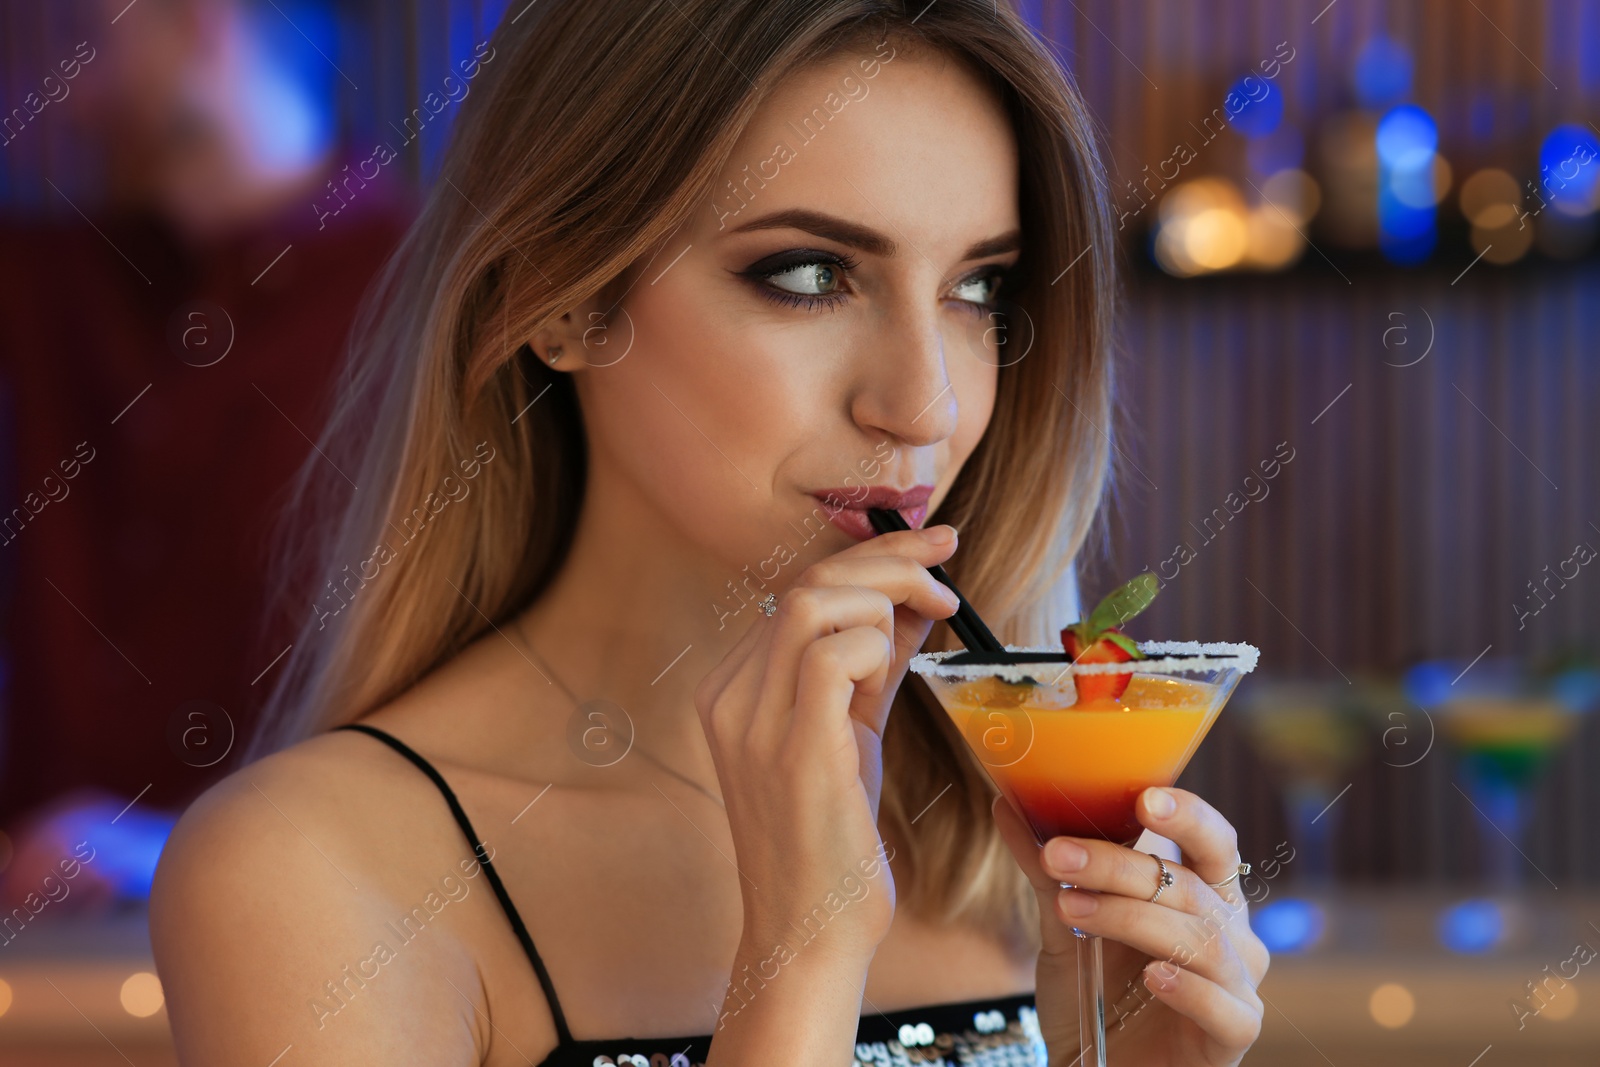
0 0 1595 1063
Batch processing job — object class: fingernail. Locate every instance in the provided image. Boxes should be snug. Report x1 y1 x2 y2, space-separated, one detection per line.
1144 960 1179 992
1147 787 1177 819
1046 839 1088 873
1059 888 1098 917
922 524 955 544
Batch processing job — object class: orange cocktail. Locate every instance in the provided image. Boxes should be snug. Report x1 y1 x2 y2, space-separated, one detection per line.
911 640 1256 1067
940 672 1221 845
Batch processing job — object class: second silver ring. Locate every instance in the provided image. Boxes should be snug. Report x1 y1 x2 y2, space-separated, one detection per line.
1147 853 1175 904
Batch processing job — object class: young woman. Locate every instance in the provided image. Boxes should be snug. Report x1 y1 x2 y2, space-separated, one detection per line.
150 2 1267 1064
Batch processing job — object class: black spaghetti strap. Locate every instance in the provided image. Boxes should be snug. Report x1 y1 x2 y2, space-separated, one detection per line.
333 722 575 1046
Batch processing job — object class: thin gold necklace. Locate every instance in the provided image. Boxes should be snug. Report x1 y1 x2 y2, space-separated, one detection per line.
511 617 727 811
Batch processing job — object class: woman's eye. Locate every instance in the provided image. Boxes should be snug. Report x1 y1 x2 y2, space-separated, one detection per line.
766 261 842 296
951 269 1005 307
738 253 1013 315
738 250 858 311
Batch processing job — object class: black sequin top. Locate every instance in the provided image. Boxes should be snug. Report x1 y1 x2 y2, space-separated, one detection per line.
335 724 1048 1067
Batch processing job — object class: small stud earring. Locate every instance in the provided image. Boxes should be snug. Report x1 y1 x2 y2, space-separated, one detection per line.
547 346 563 364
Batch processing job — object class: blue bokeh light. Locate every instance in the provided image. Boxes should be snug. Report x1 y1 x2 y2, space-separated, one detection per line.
1438 898 1506 954
1401 661 1455 708
1550 668 1600 712
237 0 338 171
1376 105 1438 169
1376 105 1439 264
1228 76 1284 138
239 64 327 173
1539 124 1600 214
1251 898 1327 954
1353 36 1413 108
52 802 179 901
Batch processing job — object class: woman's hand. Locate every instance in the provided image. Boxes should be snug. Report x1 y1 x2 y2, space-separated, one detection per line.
992 786 1269 1066
693 524 961 959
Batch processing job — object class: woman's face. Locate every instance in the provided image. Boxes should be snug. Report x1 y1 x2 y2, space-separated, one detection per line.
566 42 1020 580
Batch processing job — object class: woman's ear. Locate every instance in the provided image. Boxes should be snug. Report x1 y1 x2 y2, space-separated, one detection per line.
532 276 635 371
529 328 568 370
529 306 582 371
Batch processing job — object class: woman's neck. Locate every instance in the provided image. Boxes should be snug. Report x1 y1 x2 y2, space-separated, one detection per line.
512 467 755 776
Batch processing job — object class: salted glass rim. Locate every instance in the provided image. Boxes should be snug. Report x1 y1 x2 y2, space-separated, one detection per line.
908 641 1260 682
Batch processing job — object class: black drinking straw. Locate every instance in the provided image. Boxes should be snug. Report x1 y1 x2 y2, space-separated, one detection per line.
866 507 1006 655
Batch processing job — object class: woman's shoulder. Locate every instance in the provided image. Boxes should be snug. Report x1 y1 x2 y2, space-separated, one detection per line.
148 723 499 1062
160 709 447 873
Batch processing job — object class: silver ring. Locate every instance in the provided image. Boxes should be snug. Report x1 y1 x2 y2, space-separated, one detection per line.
1147 854 1174 904
1207 861 1251 889
758 594 777 617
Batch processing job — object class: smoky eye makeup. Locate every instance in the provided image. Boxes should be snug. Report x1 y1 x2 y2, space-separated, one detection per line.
734 248 861 311
734 247 1020 315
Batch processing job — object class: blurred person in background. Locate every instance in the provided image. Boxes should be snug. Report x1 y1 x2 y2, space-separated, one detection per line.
0 0 413 913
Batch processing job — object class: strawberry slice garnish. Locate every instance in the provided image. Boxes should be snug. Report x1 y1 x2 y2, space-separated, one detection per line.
1060 573 1159 704
1063 628 1139 702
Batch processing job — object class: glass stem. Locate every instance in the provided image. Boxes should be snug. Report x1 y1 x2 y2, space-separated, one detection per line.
1285 783 1337 887
1469 774 1529 891
1076 929 1107 1066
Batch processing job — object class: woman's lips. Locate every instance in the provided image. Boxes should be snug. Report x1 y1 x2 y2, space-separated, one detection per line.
810 484 934 542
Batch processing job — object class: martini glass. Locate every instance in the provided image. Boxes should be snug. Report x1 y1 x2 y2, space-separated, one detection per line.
1403 658 1593 892
910 640 1259 1067
1238 679 1366 889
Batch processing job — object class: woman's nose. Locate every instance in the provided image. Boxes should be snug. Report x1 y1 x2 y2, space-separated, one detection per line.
848 307 959 447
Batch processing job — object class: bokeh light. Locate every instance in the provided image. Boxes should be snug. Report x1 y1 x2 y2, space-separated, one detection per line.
1243 210 1301 269
1388 155 1451 209
120 972 165 1018
1377 105 1440 263
1376 105 1438 170
1459 168 1522 227
1188 209 1249 268
1437 898 1507 954
1369 983 1416 1028
1251 898 1327 954
1538 124 1600 216
1228 76 1284 138
1540 984 1580 1022
1154 173 1318 275
1352 36 1413 108
1473 213 1535 264
1154 178 1248 275
236 1 339 175
1262 168 1323 223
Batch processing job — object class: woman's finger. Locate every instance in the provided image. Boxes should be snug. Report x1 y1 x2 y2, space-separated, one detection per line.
1053 889 1253 993
1130 787 1272 984
1041 836 1231 922
1134 786 1243 886
823 524 960 565
695 526 956 733
751 585 899 741
1139 959 1263 1058
787 626 894 764
796 548 961 624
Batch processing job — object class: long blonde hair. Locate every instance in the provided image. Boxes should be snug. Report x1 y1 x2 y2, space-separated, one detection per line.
247 0 1117 947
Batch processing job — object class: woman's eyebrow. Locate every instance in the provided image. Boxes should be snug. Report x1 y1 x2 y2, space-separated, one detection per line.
726 207 1021 261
